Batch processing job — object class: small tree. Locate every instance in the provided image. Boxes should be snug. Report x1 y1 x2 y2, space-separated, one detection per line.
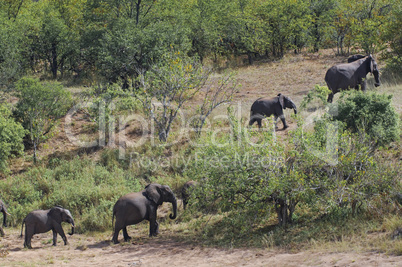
0 104 25 173
136 51 210 142
191 72 239 136
14 77 72 162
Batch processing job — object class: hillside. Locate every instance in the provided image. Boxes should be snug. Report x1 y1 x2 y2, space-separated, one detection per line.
1 50 401 266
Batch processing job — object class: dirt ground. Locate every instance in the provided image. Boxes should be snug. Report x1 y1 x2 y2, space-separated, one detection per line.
1 228 401 267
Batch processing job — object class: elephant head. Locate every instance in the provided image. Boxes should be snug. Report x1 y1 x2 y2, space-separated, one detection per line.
145 184 177 219
278 94 297 114
49 206 75 235
369 55 380 87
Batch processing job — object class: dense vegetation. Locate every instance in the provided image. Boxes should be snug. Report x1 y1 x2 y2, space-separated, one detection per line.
0 0 401 86
0 0 401 254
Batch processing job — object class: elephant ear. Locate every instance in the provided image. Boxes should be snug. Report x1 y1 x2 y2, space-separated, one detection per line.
145 184 162 205
278 93 285 109
48 207 62 223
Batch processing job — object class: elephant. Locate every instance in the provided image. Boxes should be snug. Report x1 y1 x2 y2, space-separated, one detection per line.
0 198 10 236
249 93 297 130
325 55 380 102
0 198 9 228
181 180 198 210
21 206 75 249
112 183 177 244
347 54 365 63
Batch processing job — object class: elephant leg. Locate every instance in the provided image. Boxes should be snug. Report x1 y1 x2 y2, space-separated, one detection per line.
54 224 68 245
257 119 262 129
154 221 159 236
361 80 367 92
0 226 4 237
112 220 124 244
123 227 131 242
52 229 58 246
112 228 120 244
327 92 334 103
2 212 6 227
24 228 33 249
279 115 288 129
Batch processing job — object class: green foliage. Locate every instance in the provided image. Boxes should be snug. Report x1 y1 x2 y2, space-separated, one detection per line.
0 156 142 231
0 104 25 173
14 77 72 162
137 50 209 142
182 106 400 244
300 85 332 110
331 91 400 147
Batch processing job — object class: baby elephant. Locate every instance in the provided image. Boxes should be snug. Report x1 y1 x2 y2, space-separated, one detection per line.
181 181 198 210
21 206 75 249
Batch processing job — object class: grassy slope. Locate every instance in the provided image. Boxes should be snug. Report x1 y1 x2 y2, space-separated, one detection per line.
2 49 401 254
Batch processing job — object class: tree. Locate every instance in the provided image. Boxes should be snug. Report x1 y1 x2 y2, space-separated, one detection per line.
309 0 335 52
0 104 25 173
14 77 72 163
136 51 209 142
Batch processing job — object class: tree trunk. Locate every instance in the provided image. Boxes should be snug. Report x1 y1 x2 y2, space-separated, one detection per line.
51 42 58 79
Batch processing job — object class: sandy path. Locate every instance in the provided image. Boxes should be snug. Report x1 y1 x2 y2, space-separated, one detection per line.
1 228 401 267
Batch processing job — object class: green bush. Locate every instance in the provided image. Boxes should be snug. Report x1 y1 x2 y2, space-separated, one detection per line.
0 104 25 173
300 85 331 110
13 77 73 162
181 108 401 246
330 91 400 147
0 156 143 231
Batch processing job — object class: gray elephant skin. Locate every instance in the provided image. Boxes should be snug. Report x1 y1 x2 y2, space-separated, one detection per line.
0 198 9 228
325 55 380 102
0 198 10 236
112 183 177 244
249 93 297 130
347 54 365 63
21 206 75 249
181 180 198 210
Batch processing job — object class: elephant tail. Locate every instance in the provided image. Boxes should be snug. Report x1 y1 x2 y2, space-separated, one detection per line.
20 220 25 238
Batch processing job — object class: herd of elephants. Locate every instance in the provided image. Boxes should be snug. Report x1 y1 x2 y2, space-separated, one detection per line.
0 54 381 249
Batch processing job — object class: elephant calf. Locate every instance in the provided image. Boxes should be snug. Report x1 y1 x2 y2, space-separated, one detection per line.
21 206 75 249
249 93 297 130
181 180 198 210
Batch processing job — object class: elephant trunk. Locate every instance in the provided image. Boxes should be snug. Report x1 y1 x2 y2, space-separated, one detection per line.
373 70 380 87
291 102 297 114
169 197 177 220
68 220 75 236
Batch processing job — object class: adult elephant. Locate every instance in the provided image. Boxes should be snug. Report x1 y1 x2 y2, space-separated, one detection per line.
181 180 198 210
112 183 177 244
249 93 297 130
21 206 75 249
325 55 380 102
347 54 365 63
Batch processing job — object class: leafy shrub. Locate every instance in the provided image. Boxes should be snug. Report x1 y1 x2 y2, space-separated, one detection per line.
0 104 25 173
182 108 401 245
300 85 331 110
13 77 72 162
0 156 143 231
330 91 400 147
